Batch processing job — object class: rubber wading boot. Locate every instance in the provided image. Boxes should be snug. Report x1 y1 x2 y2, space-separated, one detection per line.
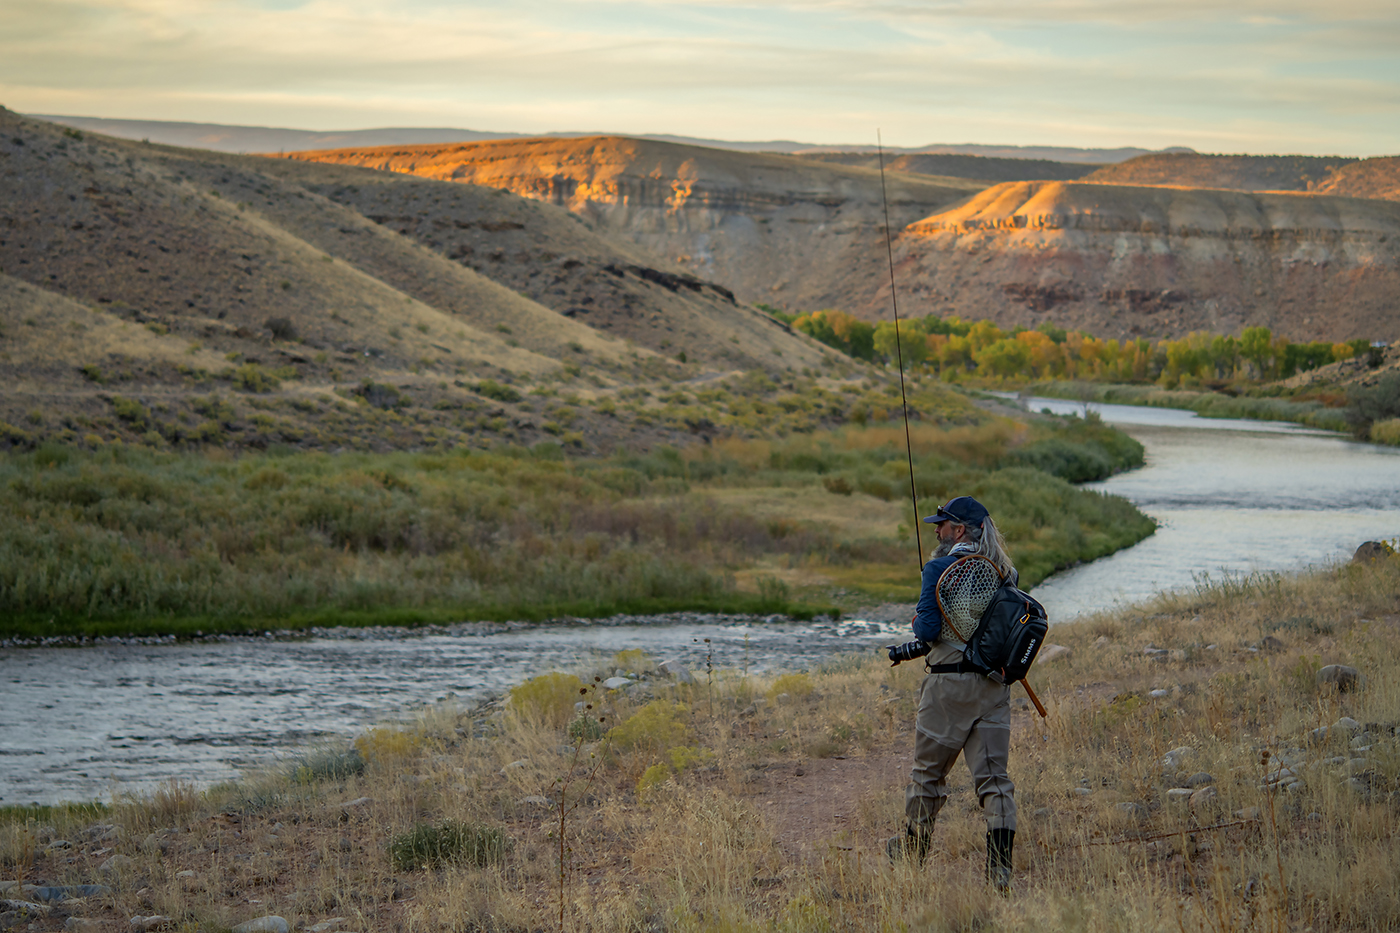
986 828 1014 894
886 824 932 865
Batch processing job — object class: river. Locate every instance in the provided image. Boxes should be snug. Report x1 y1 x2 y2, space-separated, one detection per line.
1023 397 1400 620
2 404 1398 806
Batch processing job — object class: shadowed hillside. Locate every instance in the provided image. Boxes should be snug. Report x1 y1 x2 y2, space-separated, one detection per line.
1083 153 1357 191
275 136 985 314
887 181 1400 342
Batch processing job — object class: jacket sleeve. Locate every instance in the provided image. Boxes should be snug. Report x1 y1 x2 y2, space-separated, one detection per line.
912 556 955 642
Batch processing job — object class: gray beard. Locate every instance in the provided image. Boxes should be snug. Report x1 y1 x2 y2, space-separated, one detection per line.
933 540 976 559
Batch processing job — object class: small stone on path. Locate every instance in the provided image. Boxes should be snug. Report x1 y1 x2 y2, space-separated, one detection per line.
129 916 172 932
231 916 290 933
99 855 134 874
306 920 347 933
1189 786 1219 812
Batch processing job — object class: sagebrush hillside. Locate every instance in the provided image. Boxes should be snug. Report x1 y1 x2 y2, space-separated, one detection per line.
0 109 862 454
1082 153 1359 192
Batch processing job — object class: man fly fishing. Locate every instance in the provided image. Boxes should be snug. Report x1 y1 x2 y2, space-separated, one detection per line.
885 496 1020 891
870 136 1041 893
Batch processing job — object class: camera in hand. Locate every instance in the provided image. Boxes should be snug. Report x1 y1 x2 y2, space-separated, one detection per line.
887 639 932 665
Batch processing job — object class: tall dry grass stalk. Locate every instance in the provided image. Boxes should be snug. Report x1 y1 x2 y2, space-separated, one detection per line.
4 560 1397 932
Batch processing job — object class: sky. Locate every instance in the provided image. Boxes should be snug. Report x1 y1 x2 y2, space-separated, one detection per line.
3 0 1398 155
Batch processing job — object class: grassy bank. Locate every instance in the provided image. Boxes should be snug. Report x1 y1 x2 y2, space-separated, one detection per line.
4 555 1397 932
1023 381 1353 432
0 414 1151 638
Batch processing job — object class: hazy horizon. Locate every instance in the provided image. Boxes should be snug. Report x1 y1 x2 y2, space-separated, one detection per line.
3 0 1397 158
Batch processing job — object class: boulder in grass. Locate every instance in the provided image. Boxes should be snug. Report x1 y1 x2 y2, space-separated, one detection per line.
231 917 290 933
1037 644 1071 664
2 899 50 918
1352 541 1395 564
1189 785 1219 813
656 660 696 684
129 916 172 932
305 921 348 933
1317 665 1363 693
99 854 135 874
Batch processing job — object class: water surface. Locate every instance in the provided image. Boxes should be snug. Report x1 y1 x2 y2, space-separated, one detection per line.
1021 397 1400 620
4 401 1398 804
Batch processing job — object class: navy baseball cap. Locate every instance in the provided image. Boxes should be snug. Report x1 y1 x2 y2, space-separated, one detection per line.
924 496 989 527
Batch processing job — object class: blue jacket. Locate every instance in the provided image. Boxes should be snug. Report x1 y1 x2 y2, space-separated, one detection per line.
912 554 963 643
913 548 1018 643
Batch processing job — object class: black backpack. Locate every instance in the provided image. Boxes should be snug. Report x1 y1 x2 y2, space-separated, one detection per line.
927 582 1048 684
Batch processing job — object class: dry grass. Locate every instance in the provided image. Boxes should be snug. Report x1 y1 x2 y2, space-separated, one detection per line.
5 560 1398 933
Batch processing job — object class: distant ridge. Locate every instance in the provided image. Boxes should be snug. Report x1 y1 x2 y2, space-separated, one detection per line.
32 114 1181 163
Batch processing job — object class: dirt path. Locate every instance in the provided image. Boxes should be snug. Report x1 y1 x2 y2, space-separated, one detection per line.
739 747 913 863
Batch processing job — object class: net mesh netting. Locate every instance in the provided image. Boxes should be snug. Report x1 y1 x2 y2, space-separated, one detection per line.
935 556 1002 643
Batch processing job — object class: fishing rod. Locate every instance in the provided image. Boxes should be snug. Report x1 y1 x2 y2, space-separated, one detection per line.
875 131 923 569
876 135 1048 720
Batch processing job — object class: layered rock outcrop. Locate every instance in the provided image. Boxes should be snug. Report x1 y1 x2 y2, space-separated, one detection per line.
885 181 1400 341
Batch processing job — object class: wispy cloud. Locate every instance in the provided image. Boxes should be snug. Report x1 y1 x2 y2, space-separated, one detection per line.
1 0 1396 153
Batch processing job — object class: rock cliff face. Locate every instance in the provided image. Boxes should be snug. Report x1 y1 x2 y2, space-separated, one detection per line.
284 140 1400 342
884 181 1400 341
278 136 983 315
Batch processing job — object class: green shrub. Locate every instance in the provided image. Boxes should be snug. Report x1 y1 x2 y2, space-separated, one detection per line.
353 381 405 410
608 700 690 753
1370 417 1400 446
476 380 522 403
230 363 279 393
568 716 606 741
291 745 365 783
768 673 814 700
110 396 149 427
510 673 586 728
388 820 506 871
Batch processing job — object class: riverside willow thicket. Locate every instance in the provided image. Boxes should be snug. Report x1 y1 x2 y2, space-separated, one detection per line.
0 415 1151 637
766 307 1380 388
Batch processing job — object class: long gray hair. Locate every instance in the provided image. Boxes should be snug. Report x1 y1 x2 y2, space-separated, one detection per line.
938 517 1017 583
